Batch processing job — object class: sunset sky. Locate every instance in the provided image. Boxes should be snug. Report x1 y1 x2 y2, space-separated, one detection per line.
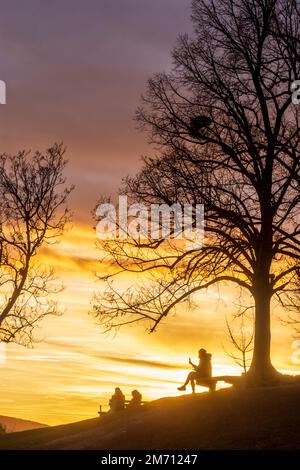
0 0 298 426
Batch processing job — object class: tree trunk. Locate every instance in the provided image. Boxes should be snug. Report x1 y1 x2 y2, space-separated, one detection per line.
246 197 282 385
247 286 280 385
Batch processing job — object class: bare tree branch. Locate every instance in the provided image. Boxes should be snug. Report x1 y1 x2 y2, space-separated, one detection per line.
0 143 73 346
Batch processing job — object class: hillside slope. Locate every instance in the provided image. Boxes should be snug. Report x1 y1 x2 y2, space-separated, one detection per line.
0 415 47 433
0 383 299 449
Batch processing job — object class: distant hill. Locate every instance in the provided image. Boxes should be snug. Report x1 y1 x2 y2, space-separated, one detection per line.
0 415 47 434
0 383 300 449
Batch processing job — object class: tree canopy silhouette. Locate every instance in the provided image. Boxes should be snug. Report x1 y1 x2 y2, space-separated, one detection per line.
93 0 300 384
0 144 73 346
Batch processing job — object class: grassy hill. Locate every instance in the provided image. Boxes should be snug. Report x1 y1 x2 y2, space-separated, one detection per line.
0 415 47 433
0 383 299 450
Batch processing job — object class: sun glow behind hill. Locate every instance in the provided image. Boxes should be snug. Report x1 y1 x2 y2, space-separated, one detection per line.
0 222 298 426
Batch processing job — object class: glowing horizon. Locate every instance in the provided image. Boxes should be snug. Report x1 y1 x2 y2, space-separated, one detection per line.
0 0 298 428
0 222 298 426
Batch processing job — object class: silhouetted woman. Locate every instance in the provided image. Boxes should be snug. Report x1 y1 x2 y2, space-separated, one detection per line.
127 389 142 408
178 348 213 394
109 387 125 412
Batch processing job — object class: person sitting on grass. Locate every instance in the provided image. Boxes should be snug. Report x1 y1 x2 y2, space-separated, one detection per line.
178 348 214 394
109 387 125 412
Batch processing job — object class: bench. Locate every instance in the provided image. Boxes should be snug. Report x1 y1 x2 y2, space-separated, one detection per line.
196 375 243 392
98 400 148 416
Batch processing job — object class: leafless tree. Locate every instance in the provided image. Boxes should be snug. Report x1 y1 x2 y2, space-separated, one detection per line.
0 143 73 346
93 0 300 385
223 313 254 374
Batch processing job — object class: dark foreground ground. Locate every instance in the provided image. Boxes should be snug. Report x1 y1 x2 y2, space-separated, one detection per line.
0 383 299 450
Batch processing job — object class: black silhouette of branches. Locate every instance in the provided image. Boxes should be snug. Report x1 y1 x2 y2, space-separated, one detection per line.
0 143 73 346
93 0 300 382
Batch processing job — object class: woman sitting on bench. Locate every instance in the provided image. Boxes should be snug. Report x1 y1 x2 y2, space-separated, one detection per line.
178 348 215 394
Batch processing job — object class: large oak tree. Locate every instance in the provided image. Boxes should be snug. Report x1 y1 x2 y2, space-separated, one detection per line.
94 0 300 385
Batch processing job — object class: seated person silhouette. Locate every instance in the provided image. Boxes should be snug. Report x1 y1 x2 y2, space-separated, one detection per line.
127 389 142 409
109 387 125 412
178 348 215 394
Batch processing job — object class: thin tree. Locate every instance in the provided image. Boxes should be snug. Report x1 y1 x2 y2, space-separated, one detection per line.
93 0 300 385
0 143 73 346
223 314 254 374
